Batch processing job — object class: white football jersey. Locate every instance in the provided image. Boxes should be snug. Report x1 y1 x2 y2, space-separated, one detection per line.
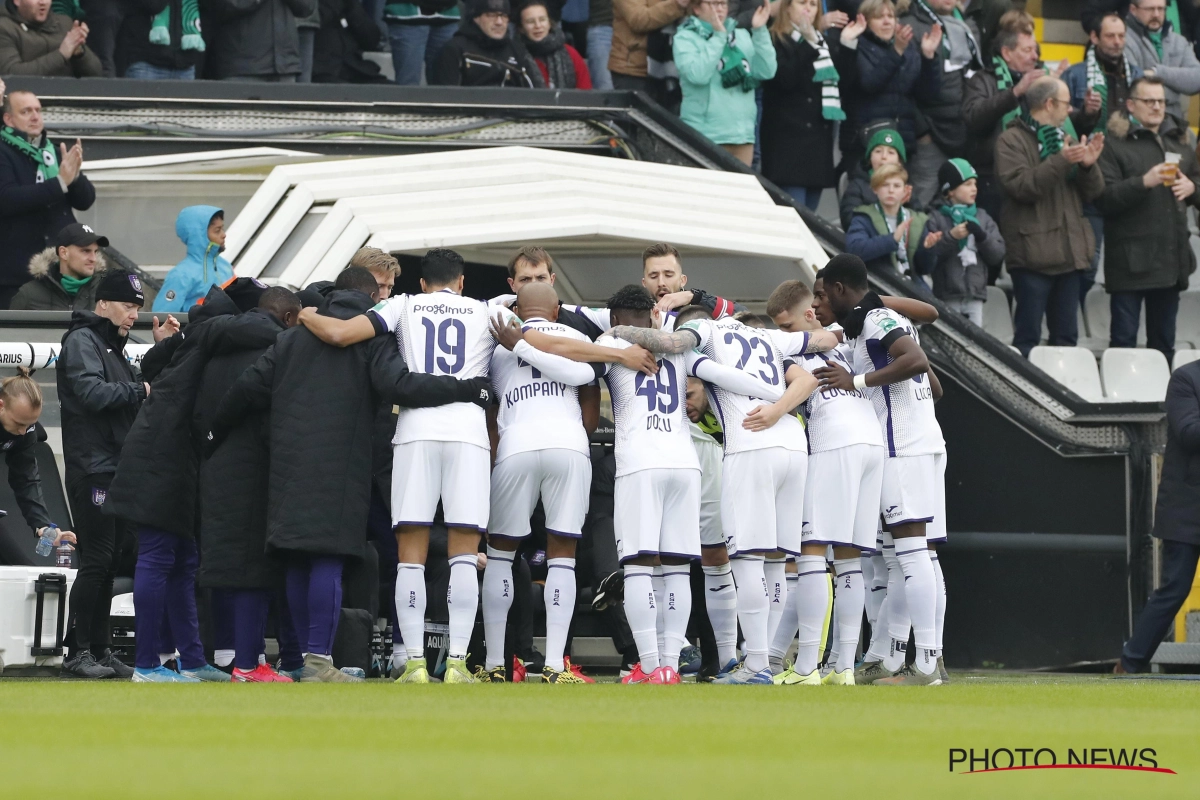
370 289 513 449
599 336 699 478
680 317 807 455
562 306 682 332
490 318 593 463
794 349 885 453
845 308 945 457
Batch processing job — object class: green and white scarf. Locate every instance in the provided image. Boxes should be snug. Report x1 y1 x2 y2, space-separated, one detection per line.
1020 107 1067 160
915 0 978 65
150 0 205 52
938 203 979 250
794 26 844 121
714 20 759 92
0 127 58 183
991 55 1025 129
50 0 84 19
878 203 911 274
1083 45 1110 129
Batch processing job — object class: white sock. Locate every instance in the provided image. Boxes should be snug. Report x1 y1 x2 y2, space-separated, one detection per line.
931 552 945 652
833 559 865 672
730 556 769 673
794 555 829 676
482 546 515 670
395 563 427 660
258 653 266 666
159 651 177 666
213 649 234 668
768 574 799 668
544 558 576 673
623 566 660 672
865 553 888 631
896 541 937 675
446 554 479 660
660 565 691 670
702 563 738 666
881 545 911 672
391 641 408 670
764 558 787 643
652 570 666 662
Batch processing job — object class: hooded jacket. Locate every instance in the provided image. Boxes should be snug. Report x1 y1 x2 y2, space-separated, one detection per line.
210 290 492 559
153 206 234 313
845 203 935 276
9 247 103 311
0 0 103 75
56 310 146 487
429 19 545 87
923 205 1006 302
1122 15 1200 123
1094 112 1200 293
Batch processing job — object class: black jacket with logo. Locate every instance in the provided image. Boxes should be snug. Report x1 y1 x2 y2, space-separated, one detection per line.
0 421 53 531
429 19 545 87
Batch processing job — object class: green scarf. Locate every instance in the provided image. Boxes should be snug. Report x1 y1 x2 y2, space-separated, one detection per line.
992 55 1023 129
794 26 844 121
60 274 92 297
150 0 205 52
938 203 979 250
1084 45 1110 130
1020 107 1067 160
877 203 912 274
1167 0 1182 40
50 0 84 19
915 0 978 65
697 18 758 92
0 127 58 183
1148 29 1164 61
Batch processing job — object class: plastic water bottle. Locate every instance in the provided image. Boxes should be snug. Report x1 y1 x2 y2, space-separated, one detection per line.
56 541 73 569
34 524 58 558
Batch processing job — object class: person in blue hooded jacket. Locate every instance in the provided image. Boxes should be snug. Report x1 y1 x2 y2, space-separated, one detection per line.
153 205 233 313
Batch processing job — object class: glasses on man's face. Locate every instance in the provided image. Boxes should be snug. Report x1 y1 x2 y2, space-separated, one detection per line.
482 10 508 19
1132 97 1167 108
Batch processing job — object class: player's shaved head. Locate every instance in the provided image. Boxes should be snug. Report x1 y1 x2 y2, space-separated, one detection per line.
516 281 560 322
674 305 709 327
258 286 302 327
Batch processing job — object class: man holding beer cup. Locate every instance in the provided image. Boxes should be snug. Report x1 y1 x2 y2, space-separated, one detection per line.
1094 76 1200 363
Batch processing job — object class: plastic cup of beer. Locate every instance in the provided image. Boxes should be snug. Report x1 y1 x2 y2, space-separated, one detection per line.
1164 152 1181 186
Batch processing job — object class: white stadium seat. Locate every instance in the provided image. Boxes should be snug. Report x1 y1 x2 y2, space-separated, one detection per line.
982 286 1013 342
1028 346 1104 402
1101 349 1170 402
1173 349 1200 371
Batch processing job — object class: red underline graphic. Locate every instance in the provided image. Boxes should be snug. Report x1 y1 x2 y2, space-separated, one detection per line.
966 765 1177 775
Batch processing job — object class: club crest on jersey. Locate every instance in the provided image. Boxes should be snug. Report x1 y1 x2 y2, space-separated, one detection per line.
92 488 107 506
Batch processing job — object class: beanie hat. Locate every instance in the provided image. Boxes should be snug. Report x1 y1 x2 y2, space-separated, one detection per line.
95 269 145 307
937 158 978 196
863 127 906 165
468 0 510 17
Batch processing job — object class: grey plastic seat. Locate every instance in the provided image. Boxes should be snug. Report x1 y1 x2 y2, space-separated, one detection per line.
1028 346 1104 402
1101 348 1170 402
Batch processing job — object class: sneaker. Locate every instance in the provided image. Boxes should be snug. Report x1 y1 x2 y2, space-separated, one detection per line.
713 664 773 685
277 663 306 682
443 657 476 684
214 662 236 676
854 660 892 685
874 664 943 686
132 665 200 683
937 657 950 684
563 656 594 684
297 654 362 683
822 668 855 685
775 667 821 686
678 646 702 675
475 664 507 683
591 570 625 612
540 665 587 684
648 666 681 684
97 650 134 679
395 657 430 684
61 650 118 680
180 663 232 682
511 656 527 684
620 663 653 684
233 664 294 683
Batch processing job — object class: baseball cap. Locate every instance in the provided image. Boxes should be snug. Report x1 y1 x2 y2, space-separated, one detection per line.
55 222 109 250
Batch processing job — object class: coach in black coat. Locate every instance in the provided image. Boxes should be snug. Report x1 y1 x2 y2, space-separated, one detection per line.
1118 361 1200 672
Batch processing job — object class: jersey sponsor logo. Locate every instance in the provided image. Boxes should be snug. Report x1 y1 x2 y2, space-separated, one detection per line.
878 317 898 333
413 303 474 315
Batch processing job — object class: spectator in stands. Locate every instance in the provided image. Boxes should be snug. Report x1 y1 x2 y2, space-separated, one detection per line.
1082 0 1200 46
961 0 1011 60
1116 354 1200 674
760 0 864 210
839 124 905 230
0 90 95 310
899 0 984 209
206 0 317 81
923 158 1005 326
0 0 102 75
384 0 459 85
588 0 615 89
609 0 688 94
153 205 233 312
116 0 204 79
297 5 320 82
430 0 545 86
848 0 939 170
312 0 389 83
11 222 105 311
845 162 935 282
349 245 399 299
995 76 1105 357
518 1 592 88
673 0 775 166
1123 0 1200 122
1095 76 1199 362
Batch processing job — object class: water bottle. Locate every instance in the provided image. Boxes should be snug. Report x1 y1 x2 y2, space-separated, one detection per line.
56 541 73 569
34 524 58 558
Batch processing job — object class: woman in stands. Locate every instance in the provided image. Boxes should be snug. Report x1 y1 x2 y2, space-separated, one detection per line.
518 1 592 89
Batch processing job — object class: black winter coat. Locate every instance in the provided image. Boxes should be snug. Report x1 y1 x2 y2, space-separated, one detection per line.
211 290 488 559
0 421 53 531
1154 360 1200 546
0 136 96 289
195 309 285 588
850 31 939 156
115 0 203 73
760 29 856 190
429 20 545 87
56 311 146 487
206 0 317 78
839 161 877 231
104 289 242 538
900 3 980 157
313 0 387 83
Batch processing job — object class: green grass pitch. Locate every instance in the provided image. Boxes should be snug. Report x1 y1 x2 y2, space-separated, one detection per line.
1 674 1197 798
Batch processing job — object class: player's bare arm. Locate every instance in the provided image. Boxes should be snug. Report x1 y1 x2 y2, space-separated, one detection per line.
814 334 929 390
493 313 658 375
882 295 938 324
804 329 840 353
607 325 699 354
298 307 377 347
928 365 943 401
744 363 817 431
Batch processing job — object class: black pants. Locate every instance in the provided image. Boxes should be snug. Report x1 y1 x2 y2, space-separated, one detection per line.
1121 539 1200 672
67 474 128 652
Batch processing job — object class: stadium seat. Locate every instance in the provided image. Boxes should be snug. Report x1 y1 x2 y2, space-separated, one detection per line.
1175 292 1200 348
1101 348 1170 402
982 286 1013 343
1028 346 1104 402
1085 286 1147 345
1173 349 1200 371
